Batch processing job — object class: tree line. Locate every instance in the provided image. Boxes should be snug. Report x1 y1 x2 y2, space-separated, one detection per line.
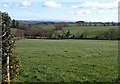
75 21 119 26
11 19 120 40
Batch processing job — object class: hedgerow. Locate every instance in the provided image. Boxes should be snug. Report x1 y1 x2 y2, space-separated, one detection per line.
1 11 20 83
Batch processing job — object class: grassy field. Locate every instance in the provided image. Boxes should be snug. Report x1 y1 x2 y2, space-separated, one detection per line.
41 24 118 38
15 39 118 82
11 25 118 38
64 26 118 38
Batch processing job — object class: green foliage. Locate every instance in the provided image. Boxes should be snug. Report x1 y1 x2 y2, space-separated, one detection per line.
1 12 20 82
24 27 54 38
64 25 118 38
14 29 25 37
54 23 69 30
11 19 19 28
61 30 71 38
15 39 118 82
96 28 118 40
11 21 118 40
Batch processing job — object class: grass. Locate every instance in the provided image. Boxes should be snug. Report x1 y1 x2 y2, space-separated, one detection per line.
42 24 118 38
40 25 118 38
15 39 118 82
11 24 118 38
64 26 118 38
11 28 18 33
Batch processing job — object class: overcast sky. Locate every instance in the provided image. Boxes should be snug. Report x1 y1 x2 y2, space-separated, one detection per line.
0 0 119 22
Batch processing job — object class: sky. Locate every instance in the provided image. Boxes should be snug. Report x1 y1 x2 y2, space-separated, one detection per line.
0 0 119 22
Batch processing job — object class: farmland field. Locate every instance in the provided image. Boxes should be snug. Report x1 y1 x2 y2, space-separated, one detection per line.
15 39 118 82
11 25 118 38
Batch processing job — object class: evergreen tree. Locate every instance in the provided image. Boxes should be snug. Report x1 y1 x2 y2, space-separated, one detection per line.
11 19 16 28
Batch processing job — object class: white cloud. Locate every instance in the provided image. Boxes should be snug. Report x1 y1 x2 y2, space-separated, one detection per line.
73 9 92 15
21 0 31 7
113 0 120 4
2 2 12 8
71 1 118 9
71 5 79 8
83 2 117 9
44 1 62 8
3 4 9 7
71 5 83 9
15 3 19 7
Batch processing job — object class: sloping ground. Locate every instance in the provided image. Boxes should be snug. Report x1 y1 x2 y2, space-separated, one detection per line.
11 25 118 38
64 26 118 38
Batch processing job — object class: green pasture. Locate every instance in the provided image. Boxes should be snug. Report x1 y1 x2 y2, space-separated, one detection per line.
15 39 118 82
63 26 118 38
12 25 118 38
